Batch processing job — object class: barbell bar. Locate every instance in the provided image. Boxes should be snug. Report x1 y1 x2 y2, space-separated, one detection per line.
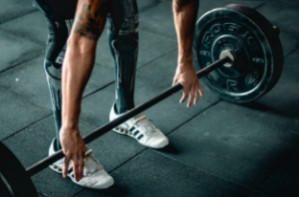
0 4 283 196
26 55 233 177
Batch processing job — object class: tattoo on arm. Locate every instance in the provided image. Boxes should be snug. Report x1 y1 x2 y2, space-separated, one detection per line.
74 0 108 40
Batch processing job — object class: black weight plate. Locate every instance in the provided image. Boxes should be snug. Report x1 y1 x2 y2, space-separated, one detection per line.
0 142 37 197
194 4 283 103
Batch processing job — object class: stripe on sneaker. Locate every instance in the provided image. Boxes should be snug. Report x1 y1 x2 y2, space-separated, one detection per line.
129 127 136 132
133 130 140 136
137 134 144 140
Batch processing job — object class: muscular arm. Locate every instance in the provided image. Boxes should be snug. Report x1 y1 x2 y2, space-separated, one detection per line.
62 0 107 130
172 0 203 107
60 0 108 180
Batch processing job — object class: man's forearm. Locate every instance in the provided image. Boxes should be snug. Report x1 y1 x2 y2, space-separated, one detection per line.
61 37 96 129
173 0 199 66
61 0 108 129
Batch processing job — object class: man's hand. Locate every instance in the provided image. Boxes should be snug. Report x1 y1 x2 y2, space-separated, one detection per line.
173 62 203 108
59 127 87 181
172 0 200 107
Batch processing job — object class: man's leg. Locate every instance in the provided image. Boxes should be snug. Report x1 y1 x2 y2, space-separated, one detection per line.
107 0 169 149
33 0 75 151
44 19 72 151
107 0 139 114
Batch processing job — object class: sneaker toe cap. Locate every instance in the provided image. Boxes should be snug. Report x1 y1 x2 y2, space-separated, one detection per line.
79 170 114 189
93 176 114 189
146 133 169 149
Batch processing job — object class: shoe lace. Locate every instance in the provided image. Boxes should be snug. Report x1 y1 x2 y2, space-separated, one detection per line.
133 115 156 136
83 150 102 176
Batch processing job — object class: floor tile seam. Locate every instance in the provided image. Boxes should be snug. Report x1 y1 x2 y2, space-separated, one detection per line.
1 27 46 47
108 145 149 174
0 9 37 25
0 80 53 112
0 51 44 75
1 112 52 142
284 45 299 57
83 81 115 98
164 99 222 135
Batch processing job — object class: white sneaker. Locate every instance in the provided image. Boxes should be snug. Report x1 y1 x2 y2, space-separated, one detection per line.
48 140 114 189
109 104 169 149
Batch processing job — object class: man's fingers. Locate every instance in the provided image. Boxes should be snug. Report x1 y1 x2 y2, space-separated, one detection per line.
186 85 196 108
173 77 179 86
190 84 201 107
63 157 70 178
180 91 187 104
73 157 84 181
63 154 85 181
200 88 203 96
187 89 194 108
193 87 199 105
177 77 204 108
198 84 203 97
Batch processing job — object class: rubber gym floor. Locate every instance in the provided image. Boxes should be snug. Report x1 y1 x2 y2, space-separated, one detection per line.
1 0 299 196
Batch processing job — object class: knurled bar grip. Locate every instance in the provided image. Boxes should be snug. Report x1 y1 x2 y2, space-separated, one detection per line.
26 56 231 177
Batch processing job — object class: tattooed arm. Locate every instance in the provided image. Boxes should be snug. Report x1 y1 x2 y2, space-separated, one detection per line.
60 0 108 180
172 0 203 108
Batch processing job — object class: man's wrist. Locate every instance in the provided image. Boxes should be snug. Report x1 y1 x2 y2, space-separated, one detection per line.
61 122 79 132
178 55 193 67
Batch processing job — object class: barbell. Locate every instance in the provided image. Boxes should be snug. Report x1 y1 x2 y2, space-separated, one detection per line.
0 4 283 196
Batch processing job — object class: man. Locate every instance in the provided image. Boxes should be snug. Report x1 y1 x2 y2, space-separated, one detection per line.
34 0 202 189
